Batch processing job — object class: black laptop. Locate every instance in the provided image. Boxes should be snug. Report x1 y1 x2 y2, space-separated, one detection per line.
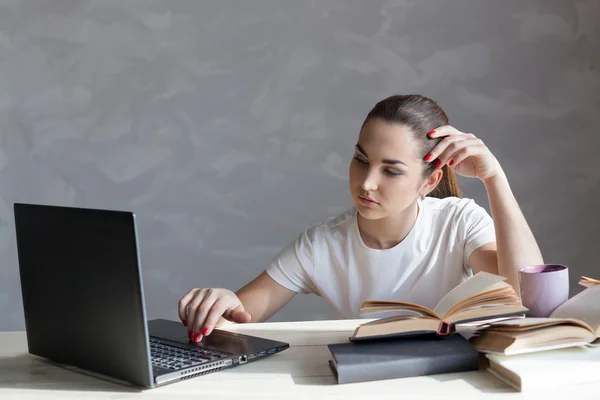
13 202 289 388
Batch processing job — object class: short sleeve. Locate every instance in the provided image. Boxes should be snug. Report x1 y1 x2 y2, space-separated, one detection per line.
265 228 317 295
458 199 496 270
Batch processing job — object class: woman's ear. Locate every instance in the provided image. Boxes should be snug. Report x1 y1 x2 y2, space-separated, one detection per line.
420 168 443 197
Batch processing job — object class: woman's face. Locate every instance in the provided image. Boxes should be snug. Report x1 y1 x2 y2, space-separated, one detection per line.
349 118 428 221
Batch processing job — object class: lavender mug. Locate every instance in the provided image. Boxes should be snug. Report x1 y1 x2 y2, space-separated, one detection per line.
518 264 569 318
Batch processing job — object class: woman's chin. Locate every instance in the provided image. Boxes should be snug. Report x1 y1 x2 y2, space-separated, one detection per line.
355 204 383 219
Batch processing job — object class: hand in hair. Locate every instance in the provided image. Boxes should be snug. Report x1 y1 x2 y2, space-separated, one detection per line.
424 126 499 183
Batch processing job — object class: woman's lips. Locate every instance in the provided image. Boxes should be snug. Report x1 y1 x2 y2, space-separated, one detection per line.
359 196 378 206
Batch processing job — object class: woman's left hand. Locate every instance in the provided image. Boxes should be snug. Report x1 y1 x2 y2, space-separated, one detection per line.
425 125 499 183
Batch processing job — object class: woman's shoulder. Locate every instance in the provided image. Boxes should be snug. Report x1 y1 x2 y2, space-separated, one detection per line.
422 196 488 218
298 207 356 243
314 207 356 231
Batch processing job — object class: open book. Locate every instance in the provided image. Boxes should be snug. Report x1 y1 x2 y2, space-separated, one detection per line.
579 275 600 288
470 285 600 355
350 272 528 341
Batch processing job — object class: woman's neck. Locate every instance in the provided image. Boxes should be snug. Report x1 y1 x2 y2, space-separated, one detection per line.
357 201 420 250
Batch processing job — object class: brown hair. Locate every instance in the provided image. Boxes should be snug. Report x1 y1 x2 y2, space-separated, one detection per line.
361 94 462 198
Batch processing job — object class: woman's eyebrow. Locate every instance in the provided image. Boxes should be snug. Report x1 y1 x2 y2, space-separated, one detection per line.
355 144 407 166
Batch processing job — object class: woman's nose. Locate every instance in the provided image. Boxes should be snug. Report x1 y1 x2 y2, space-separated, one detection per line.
361 171 378 192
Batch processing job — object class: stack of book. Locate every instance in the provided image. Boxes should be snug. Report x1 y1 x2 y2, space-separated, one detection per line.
327 272 526 384
326 272 600 392
470 278 600 391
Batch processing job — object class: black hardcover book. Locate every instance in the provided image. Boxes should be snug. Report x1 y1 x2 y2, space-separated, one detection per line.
328 334 480 384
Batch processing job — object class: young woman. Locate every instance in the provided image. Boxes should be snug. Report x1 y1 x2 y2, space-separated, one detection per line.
178 94 543 342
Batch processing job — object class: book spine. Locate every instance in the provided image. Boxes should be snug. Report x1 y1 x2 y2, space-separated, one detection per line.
437 321 454 336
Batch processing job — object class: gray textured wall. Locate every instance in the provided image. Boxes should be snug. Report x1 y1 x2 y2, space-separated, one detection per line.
1 0 599 331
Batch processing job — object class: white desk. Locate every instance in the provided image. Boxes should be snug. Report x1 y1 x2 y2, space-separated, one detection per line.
1 319 599 399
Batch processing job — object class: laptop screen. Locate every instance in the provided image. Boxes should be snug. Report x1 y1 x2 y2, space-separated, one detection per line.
14 203 154 388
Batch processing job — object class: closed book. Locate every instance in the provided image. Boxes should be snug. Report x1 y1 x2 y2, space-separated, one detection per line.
327 334 480 384
486 346 600 392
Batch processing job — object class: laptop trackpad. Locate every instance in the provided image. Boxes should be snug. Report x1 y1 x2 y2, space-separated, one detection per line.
148 319 253 355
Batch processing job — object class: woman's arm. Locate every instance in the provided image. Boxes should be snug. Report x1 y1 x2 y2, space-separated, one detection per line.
426 126 544 291
178 271 296 341
235 271 298 322
480 164 544 289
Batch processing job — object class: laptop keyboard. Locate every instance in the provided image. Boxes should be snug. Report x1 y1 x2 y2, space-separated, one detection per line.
149 337 228 370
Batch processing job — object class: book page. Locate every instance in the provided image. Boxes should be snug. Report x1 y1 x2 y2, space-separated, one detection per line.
448 304 527 324
579 276 600 288
359 300 439 319
499 325 594 348
444 288 520 317
550 286 600 335
433 272 507 318
480 317 593 333
352 316 440 339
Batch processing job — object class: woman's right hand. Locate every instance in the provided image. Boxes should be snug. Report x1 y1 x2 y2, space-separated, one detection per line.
178 288 252 342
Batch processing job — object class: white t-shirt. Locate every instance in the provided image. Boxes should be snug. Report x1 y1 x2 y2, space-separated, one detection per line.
265 196 496 319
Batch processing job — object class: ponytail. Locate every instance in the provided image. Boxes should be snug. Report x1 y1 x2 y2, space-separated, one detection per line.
428 165 462 198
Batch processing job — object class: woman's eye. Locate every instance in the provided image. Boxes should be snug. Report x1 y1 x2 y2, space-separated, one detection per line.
353 157 402 176
386 170 403 176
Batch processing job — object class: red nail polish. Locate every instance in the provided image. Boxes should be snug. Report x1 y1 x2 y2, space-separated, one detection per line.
424 153 432 161
449 160 454 166
202 327 209 336
194 333 201 342
188 331 194 341
182 320 187 327
428 130 435 136
435 160 441 168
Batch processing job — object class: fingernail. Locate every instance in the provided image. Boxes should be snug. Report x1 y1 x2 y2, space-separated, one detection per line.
202 327 209 336
188 331 194 341
182 320 187 327
424 153 433 161
449 159 454 166
194 333 202 342
428 130 435 137
435 160 441 168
